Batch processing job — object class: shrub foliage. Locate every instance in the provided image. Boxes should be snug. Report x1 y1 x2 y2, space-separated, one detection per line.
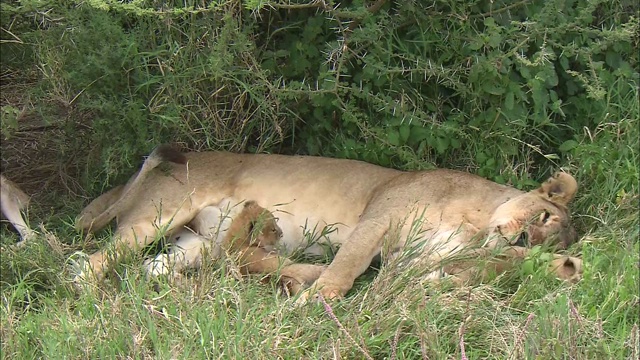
1 0 637 192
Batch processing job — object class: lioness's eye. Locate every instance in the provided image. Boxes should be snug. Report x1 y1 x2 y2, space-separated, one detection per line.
541 211 551 223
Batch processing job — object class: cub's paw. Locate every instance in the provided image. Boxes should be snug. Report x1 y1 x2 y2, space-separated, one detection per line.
143 255 172 279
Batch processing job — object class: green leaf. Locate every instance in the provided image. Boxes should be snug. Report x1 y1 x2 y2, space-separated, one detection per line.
476 151 488 164
435 136 448 154
529 246 543 256
483 81 506 95
520 67 532 79
605 51 622 69
531 80 548 106
505 91 514 110
388 130 400 146
488 33 502 48
559 140 579 152
399 124 410 144
408 126 430 145
560 56 569 70
540 253 553 262
468 40 483 51
522 259 535 275
545 69 559 87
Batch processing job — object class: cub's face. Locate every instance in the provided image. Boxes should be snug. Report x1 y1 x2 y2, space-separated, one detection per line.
244 202 283 250
485 172 578 249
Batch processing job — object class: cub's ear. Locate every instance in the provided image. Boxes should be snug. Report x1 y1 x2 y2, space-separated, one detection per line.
244 200 258 209
537 172 578 206
243 200 265 224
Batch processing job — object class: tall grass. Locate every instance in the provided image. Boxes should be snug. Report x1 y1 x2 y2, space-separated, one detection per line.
2 81 638 358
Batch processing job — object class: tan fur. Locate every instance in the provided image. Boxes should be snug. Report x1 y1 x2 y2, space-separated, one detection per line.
1 175 35 246
75 146 580 302
75 145 186 232
142 200 325 294
220 200 286 275
218 201 326 293
222 201 282 256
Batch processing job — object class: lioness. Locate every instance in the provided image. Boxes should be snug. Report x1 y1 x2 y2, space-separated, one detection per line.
143 199 325 293
1 174 36 246
75 145 581 303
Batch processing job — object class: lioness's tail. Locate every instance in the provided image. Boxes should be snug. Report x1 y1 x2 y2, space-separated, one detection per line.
75 145 187 232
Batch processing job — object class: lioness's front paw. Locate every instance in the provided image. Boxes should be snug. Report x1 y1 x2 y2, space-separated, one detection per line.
293 281 343 307
549 255 582 283
280 264 327 296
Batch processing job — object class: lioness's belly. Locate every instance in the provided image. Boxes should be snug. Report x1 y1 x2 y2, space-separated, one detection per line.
223 188 362 255
217 155 398 254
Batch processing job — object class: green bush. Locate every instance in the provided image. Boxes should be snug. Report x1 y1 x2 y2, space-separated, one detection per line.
1 0 637 193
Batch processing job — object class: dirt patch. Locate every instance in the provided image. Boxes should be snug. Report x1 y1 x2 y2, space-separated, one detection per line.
1 76 92 207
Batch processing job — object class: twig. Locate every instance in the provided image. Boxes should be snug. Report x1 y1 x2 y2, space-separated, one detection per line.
471 0 534 18
270 0 329 10
459 288 472 360
509 313 535 359
459 317 469 360
0 27 24 44
420 334 430 360
318 294 374 360
390 323 403 360
347 0 388 31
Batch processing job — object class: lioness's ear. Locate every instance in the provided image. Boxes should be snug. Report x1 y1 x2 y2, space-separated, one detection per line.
537 172 578 206
244 200 257 209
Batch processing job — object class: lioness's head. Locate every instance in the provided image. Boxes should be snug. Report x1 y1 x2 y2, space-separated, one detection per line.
243 201 283 249
485 172 578 249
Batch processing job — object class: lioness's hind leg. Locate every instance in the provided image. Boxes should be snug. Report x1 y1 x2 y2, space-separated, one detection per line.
144 229 222 279
79 209 197 282
75 185 124 232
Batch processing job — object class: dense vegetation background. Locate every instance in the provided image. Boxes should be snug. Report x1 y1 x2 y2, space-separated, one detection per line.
1 0 638 358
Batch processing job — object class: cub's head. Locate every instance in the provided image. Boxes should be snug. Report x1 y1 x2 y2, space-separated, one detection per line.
242 200 283 249
486 172 578 250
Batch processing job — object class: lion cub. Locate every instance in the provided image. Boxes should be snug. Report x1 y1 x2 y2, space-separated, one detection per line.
144 200 279 278
221 200 284 274
144 200 325 294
